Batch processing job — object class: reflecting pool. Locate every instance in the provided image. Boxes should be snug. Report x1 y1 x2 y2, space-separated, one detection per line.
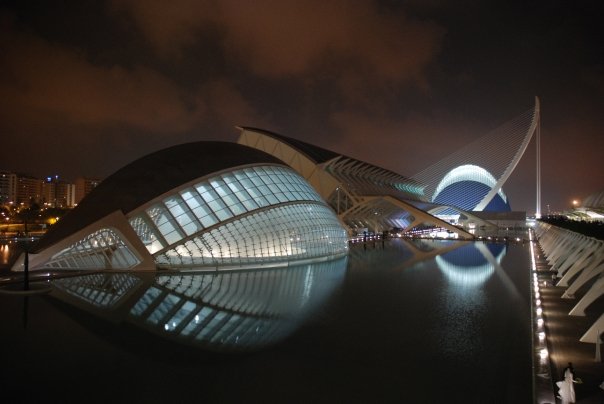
51 257 348 352
0 239 532 403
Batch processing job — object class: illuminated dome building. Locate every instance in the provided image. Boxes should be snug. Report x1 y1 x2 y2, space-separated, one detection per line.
12 142 348 272
412 98 541 224
431 164 511 213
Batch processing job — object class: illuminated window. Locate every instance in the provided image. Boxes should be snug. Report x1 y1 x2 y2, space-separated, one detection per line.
128 165 346 268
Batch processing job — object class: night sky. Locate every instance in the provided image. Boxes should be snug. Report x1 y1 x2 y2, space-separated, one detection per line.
1 1 602 214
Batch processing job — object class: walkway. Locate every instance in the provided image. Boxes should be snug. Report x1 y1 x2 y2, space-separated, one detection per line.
535 241 604 403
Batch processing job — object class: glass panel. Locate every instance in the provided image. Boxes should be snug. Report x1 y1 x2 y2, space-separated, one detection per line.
130 215 166 254
240 177 267 207
148 293 181 325
147 204 184 245
211 179 246 215
197 311 227 340
130 287 162 316
182 189 218 228
197 183 233 221
159 201 348 268
166 301 197 331
165 195 202 236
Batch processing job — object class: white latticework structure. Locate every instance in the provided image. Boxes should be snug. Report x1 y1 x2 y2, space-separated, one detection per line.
535 222 604 344
412 97 541 213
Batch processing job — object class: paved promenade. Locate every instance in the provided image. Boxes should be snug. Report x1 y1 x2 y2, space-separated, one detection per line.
534 241 604 403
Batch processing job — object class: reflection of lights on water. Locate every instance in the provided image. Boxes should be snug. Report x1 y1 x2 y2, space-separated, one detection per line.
164 321 177 331
436 244 506 287
1 244 11 265
437 255 494 287
55 257 350 352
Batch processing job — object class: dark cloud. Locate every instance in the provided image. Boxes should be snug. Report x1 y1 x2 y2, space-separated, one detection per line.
200 79 269 129
0 18 206 133
0 1 602 213
113 0 444 86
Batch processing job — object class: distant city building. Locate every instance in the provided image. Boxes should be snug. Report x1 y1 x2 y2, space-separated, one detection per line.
66 183 76 207
1 171 97 209
17 174 43 206
42 175 76 208
0 171 18 205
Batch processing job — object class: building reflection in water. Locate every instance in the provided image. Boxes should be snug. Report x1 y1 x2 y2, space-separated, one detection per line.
50 256 348 352
436 242 506 288
1 243 10 266
433 242 507 358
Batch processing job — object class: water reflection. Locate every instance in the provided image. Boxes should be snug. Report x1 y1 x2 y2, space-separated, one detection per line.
436 242 506 287
348 238 470 272
434 243 507 358
1 242 13 266
0 239 34 268
50 257 347 352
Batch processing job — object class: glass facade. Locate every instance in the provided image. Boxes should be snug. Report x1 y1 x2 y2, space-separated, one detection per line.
42 228 140 270
33 164 347 271
127 165 348 269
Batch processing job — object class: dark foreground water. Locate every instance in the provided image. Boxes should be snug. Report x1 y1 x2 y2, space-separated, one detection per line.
0 239 532 403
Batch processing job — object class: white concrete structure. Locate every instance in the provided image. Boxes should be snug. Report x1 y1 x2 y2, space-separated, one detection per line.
535 222 604 343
